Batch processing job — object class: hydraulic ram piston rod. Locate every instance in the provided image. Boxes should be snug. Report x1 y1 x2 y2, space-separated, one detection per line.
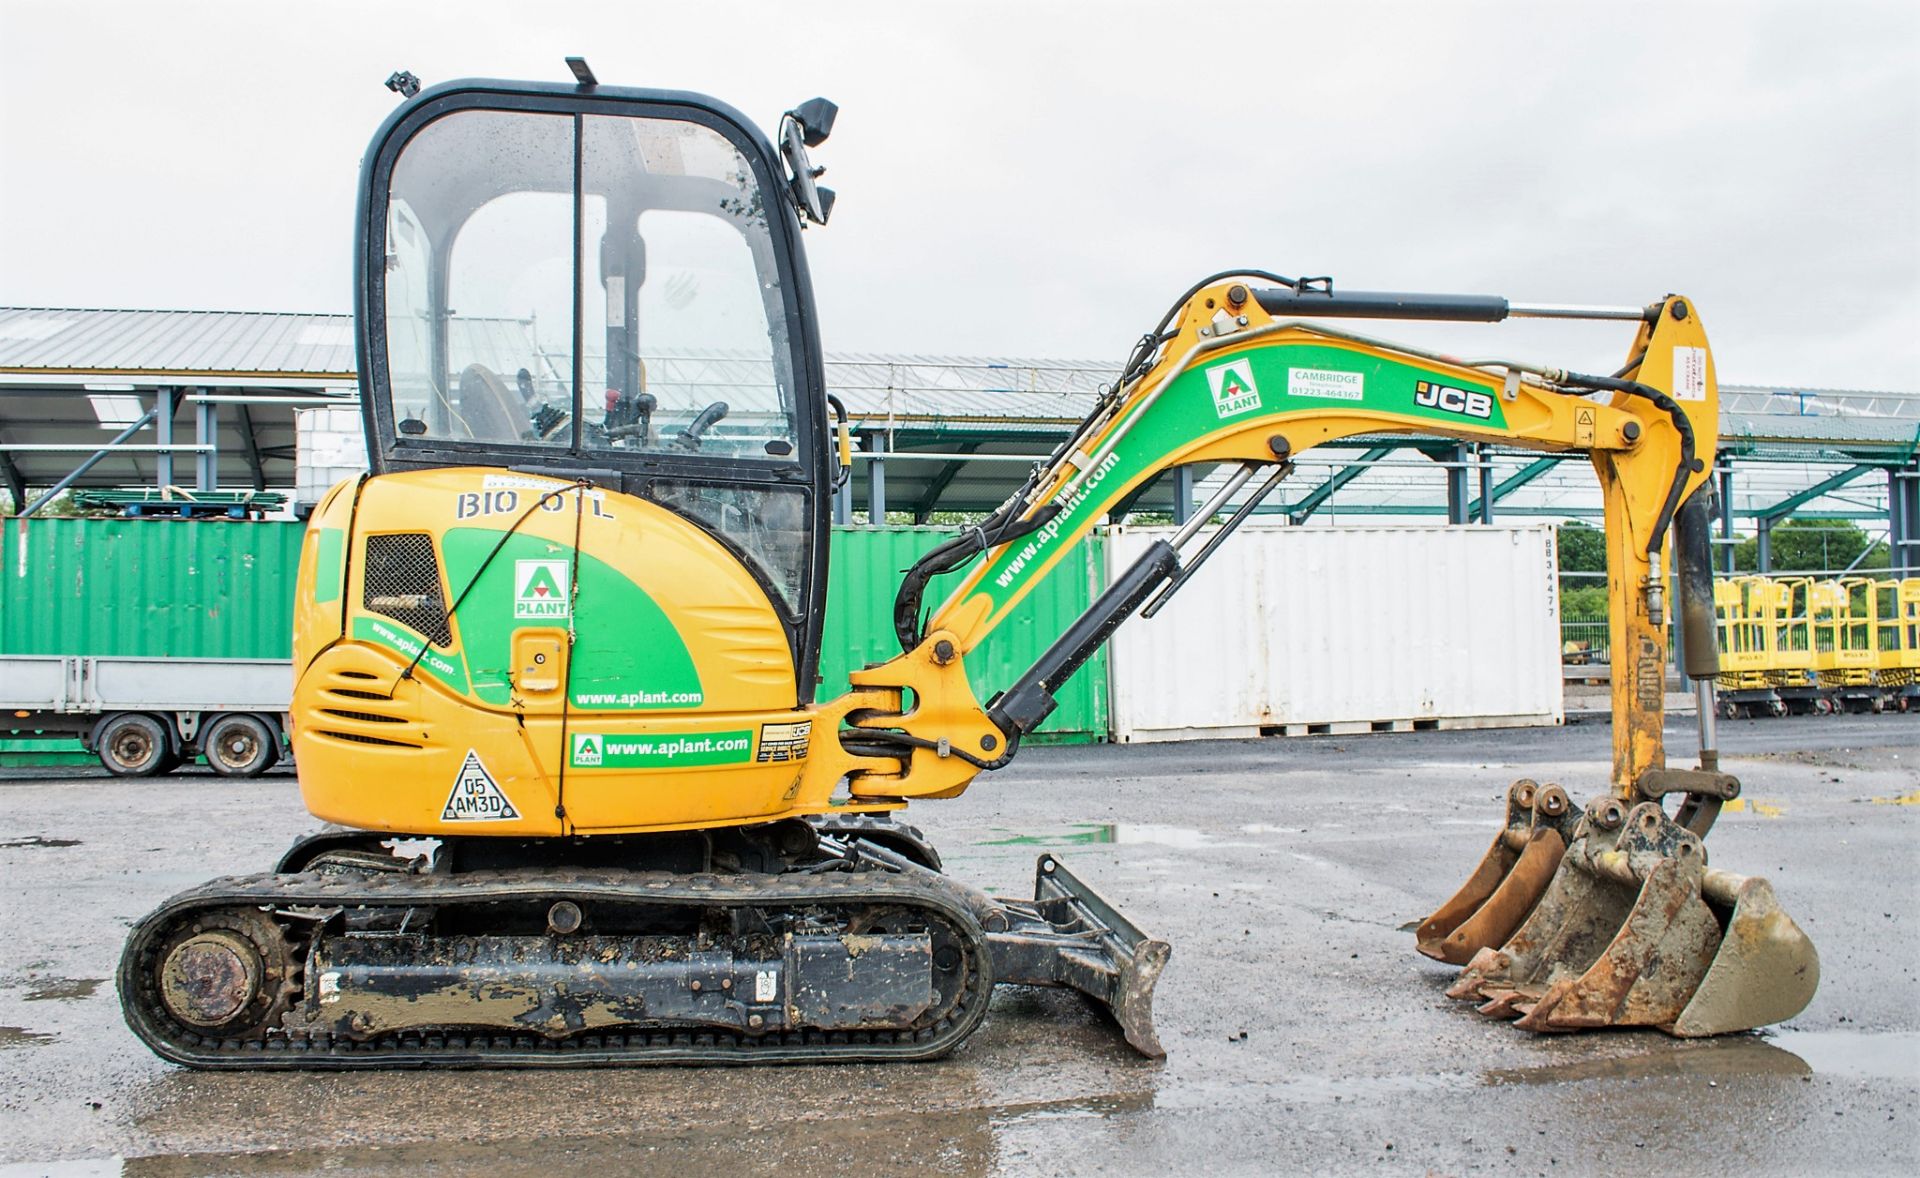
1252 288 1655 324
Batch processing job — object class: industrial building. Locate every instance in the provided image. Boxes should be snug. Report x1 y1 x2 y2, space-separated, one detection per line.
2 306 1916 577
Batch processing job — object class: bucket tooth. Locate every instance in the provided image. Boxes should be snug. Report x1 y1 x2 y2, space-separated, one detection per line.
1472 986 1539 1019
1417 781 1580 964
1415 780 1537 959
1453 799 1818 1037
1514 853 1720 1031
1446 796 1631 1004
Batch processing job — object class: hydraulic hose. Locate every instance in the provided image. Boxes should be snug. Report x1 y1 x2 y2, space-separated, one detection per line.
1557 372 1699 559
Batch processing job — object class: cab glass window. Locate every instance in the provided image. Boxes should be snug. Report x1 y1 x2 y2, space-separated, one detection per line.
380 107 798 460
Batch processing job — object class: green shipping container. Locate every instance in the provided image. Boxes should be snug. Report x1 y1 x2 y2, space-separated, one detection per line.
0 517 304 658
0 520 1108 754
818 526 1107 743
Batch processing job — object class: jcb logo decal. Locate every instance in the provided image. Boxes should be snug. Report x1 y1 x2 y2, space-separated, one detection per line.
1415 381 1493 421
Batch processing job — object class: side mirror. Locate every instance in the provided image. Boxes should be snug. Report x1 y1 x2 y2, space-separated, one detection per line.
790 97 837 147
780 98 838 225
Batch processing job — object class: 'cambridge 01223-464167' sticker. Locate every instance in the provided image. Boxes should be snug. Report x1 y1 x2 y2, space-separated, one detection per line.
1287 367 1365 401
442 749 519 821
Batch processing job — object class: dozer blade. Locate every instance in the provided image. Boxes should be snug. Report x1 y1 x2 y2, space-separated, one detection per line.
1448 799 1818 1036
1416 780 1579 964
988 854 1171 1058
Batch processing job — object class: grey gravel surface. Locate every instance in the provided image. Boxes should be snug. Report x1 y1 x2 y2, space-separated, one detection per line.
1 712 1914 1176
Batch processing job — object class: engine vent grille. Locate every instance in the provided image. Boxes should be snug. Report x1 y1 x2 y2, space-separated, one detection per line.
316 730 421 749
363 533 453 647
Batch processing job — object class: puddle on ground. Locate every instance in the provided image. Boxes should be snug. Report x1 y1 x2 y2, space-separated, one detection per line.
981 823 1214 849
0 1092 1155 1178
0 835 82 849
0 1025 57 1050
1766 1030 1920 1080
1482 1029 1919 1087
24 977 104 1002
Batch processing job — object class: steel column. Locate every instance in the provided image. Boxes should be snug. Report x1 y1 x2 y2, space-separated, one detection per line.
1716 460 1735 574
864 433 886 526
0 450 25 511
0 413 26 509
832 475 852 525
193 390 217 491
1446 444 1470 525
1893 462 1920 575
1476 445 1494 524
154 388 177 490
1467 455 1565 519
1172 466 1195 525
1757 517 1773 573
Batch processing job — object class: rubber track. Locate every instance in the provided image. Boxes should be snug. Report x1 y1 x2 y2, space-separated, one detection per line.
119 865 994 1069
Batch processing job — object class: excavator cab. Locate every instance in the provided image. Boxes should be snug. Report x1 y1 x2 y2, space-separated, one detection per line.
356 78 836 692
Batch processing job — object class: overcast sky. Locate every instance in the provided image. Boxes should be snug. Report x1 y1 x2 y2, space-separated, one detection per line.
2 0 1914 389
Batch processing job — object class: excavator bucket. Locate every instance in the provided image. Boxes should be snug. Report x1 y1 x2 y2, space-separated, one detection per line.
1448 799 1818 1035
1415 780 1581 965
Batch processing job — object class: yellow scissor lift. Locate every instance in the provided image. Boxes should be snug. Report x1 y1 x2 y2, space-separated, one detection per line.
1713 576 1788 717
1812 577 1884 711
1873 578 1920 710
1762 576 1829 714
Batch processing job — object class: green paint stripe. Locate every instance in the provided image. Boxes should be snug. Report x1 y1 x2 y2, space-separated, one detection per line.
312 527 345 605
970 341 1505 617
351 615 469 692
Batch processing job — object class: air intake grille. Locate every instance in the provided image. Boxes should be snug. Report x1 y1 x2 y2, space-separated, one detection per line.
362 533 453 647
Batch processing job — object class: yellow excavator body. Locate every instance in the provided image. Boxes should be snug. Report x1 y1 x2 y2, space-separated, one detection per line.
118 66 1817 1069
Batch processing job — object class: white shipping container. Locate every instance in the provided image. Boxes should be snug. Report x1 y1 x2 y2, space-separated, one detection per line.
1105 523 1563 742
295 407 370 504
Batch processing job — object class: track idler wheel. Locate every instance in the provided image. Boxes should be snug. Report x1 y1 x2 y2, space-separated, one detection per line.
1444 799 1819 1036
1415 780 1579 965
150 908 298 1040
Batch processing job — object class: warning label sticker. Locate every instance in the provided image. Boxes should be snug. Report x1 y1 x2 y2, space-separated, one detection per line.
1575 405 1597 447
1204 358 1262 419
1673 347 1708 402
755 720 813 763
514 559 570 620
442 750 519 822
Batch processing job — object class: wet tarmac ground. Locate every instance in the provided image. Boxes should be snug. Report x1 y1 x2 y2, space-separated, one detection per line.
1 713 1915 1176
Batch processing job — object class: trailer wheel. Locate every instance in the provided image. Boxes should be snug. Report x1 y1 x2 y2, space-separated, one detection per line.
97 713 173 777
203 714 279 778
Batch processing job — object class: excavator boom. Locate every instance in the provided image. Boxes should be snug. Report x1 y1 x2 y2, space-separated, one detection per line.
835 274 1816 1038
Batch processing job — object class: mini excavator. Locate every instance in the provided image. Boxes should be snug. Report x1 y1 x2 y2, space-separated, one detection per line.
121 66 1818 1067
